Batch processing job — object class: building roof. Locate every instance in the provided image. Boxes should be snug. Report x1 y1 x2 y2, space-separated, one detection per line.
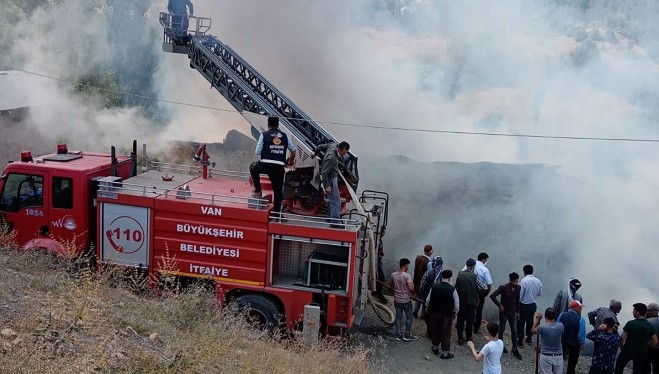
0 70 52 111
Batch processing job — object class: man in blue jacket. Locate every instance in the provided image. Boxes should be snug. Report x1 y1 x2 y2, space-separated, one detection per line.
558 300 587 374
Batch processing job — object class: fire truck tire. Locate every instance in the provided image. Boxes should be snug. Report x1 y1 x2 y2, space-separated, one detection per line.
236 294 283 333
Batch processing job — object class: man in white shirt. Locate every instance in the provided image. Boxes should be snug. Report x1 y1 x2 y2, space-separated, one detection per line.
518 264 543 346
473 252 493 333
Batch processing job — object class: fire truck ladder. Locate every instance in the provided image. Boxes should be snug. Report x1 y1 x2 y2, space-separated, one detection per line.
158 13 392 324
158 13 358 184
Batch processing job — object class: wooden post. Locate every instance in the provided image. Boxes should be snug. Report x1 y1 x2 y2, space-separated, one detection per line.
535 335 540 374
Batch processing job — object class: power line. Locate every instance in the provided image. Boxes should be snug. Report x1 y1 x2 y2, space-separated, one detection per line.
8 67 659 144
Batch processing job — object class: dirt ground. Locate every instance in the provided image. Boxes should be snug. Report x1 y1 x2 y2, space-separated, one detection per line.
354 299 627 374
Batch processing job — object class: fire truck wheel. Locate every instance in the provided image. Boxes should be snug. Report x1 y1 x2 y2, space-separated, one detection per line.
236 294 282 333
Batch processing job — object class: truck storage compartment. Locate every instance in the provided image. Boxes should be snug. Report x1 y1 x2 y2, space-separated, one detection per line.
271 235 351 294
306 251 348 290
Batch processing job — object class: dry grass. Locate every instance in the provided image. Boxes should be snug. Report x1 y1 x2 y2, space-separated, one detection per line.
0 247 377 374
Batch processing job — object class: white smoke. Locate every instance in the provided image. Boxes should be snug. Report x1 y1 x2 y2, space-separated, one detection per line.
181 0 659 322
3 0 657 323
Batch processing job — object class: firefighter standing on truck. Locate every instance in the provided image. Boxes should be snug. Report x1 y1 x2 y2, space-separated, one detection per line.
312 141 350 226
251 116 296 213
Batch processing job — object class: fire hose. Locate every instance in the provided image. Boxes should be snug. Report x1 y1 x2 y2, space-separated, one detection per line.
370 280 426 326
341 173 396 326
368 292 395 326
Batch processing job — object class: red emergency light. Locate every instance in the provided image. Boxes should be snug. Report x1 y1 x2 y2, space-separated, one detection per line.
20 151 33 162
57 144 68 154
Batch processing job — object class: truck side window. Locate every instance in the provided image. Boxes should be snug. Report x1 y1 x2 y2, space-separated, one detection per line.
0 173 44 212
52 177 73 209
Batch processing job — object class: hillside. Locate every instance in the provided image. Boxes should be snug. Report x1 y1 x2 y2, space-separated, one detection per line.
0 248 373 374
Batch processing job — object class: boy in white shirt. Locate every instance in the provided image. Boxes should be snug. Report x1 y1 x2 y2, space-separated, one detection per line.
467 322 504 374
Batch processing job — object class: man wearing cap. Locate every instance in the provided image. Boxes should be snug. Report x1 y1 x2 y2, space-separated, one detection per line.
518 264 543 347
553 278 583 315
557 300 587 374
587 317 621 374
614 303 658 374
413 244 433 318
455 258 479 345
647 302 659 374
588 300 622 329
251 116 297 213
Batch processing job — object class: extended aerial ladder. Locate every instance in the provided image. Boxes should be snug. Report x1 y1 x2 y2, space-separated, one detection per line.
158 13 357 182
158 13 394 326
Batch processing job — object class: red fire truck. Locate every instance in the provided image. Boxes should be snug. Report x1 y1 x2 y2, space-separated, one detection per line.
0 141 387 334
0 14 392 334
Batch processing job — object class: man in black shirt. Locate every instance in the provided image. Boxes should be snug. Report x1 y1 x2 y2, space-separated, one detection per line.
490 272 522 359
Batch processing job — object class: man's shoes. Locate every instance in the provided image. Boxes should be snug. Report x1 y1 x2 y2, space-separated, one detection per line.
517 341 524 348
395 335 402 341
512 349 522 360
413 312 419 319
251 191 262 199
402 335 416 342
503 347 509 353
431 346 439 355
525 337 533 344
440 352 454 359
458 338 465 346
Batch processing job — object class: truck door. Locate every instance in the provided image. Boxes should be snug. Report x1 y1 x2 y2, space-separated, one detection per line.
0 172 49 248
49 176 83 252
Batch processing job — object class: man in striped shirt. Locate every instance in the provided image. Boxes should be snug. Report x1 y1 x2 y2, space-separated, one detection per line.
588 299 622 329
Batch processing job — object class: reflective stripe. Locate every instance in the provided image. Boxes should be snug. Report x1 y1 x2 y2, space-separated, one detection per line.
260 159 285 166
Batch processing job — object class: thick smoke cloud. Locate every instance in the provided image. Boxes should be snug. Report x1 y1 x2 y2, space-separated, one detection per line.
0 0 233 153
185 0 659 321
2 0 657 322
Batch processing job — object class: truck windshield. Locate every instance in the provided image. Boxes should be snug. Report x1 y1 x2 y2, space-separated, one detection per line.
0 173 44 212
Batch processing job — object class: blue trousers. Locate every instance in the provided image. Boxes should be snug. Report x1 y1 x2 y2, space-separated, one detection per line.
327 177 340 222
395 301 413 338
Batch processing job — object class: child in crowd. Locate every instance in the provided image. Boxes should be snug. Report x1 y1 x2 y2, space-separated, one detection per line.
467 322 504 374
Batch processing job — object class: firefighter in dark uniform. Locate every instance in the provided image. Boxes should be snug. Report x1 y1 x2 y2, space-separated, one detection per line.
250 116 296 212
167 0 194 33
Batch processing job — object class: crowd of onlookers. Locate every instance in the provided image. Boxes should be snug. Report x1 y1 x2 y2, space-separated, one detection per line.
388 245 658 374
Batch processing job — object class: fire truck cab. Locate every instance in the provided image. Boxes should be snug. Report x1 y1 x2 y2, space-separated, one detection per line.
0 144 133 254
